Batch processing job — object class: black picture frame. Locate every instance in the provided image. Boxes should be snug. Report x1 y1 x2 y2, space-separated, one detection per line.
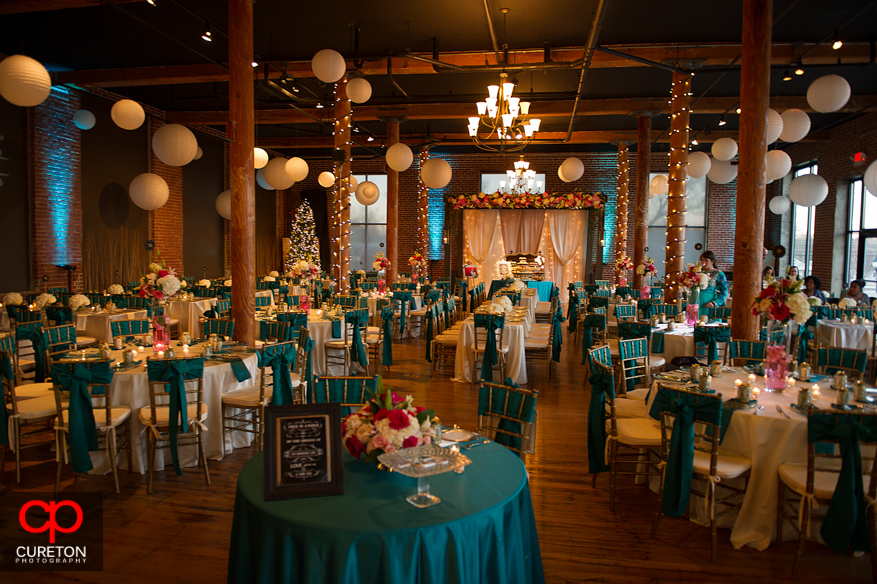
264 403 345 501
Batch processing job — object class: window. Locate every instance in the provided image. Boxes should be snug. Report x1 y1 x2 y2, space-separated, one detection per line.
846 177 877 297
790 163 818 275
350 174 387 271
646 173 707 278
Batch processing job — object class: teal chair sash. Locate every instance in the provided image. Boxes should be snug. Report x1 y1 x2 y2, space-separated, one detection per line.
587 365 614 474
51 361 114 474
425 305 436 362
638 299 659 319
579 313 607 364
146 358 205 476
16 325 47 382
815 347 868 375
311 375 378 405
259 320 289 342
478 378 536 453
393 291 413 333
693 326 731 364
798 314 817 362
588 296 609 310
0 353 14 446
258 343 297 406
46 306 73 325
728 339 766 365
380 306 394 366
551 310 565 362
345 309 369 367
474 313 505 382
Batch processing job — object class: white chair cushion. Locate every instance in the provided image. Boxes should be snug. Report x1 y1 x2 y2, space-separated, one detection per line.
14 382 54 400
470 343 510 353
324 340 352 349
693 448 752 480
610 417 663 446
611 398 648 419
778 461 864 500
524 338 550 349
10 395 57 420
649 355 666 369
76 336 97 348
62 406 130 428
434 336 458 346
222 387 271 407
625 388 651 400
139 403 209 427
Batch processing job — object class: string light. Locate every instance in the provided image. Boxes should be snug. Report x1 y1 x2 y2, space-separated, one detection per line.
664 74 691 301
332 78 352 290
615 144 629 286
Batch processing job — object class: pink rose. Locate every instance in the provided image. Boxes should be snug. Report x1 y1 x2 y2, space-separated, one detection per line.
402 436 419 449
371 434 391 451
422 436 432 445
388 409 411 430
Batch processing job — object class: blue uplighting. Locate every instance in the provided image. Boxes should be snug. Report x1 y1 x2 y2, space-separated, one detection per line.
45 88 77 265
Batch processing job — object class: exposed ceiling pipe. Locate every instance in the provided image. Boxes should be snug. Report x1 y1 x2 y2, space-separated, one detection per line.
482 0 504 66
594 46 687 73
565 0 610 142
387 58 409 97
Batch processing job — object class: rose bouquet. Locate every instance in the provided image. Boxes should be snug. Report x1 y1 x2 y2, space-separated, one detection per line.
139 252 182 301
34 293 57 310
3 292 23 306
373 252 391 271
679 263 709 291
342 386 436 462
636 257 657 277
751 278 812 325
615 255 633 273
408 251 427 272
108 284 124 295
839 297 857 309
69 294 90 311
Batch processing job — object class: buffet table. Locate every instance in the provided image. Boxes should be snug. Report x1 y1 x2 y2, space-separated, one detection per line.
488 280 553 302
227 444 544 584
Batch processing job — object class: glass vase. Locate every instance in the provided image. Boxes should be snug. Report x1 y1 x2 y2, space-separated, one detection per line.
685 288 700 326
764 320 791 392
152 302 170 352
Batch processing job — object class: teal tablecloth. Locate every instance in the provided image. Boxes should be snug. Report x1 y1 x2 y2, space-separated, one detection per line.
489 280 553 302
227 444 545 584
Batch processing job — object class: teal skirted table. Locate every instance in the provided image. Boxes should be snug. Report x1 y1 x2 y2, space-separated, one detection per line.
227 444 545 584
489 280 553 302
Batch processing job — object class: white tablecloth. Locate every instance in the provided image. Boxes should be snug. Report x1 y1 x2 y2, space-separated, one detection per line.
521 292 538 322
816 321 873 351
167 298 217 338
452 317 530 385
76 309 148 343
652 323 696 363
303 311 368 376
256 289 276 307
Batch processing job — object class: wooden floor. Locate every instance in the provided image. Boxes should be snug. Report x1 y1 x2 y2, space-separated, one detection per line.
3 325 872 583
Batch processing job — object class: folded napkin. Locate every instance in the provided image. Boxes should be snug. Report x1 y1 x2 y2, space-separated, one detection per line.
228 358 252 382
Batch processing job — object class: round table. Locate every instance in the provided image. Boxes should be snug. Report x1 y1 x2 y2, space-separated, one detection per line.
227 444 544 584
816 320 874 351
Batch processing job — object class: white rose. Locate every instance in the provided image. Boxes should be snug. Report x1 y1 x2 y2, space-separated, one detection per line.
69 294 90 310
3 292 23 306
263 276 276 282
34 293 56 310
839 297 857 309
268 270 279 278
807 296 822 306
785 292 812 323
224 280 232 287
198 279 211 287
157 275 181 296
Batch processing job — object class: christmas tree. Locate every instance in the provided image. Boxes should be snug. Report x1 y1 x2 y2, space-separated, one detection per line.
284 201 321 273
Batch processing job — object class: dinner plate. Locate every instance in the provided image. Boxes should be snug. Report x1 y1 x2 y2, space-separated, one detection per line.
441 429 477 442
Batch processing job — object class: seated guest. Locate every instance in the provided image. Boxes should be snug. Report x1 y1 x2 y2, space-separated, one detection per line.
698 251 728 310
803 275 827 303
787 266 800 281
844 279 871 307
762 266 774 288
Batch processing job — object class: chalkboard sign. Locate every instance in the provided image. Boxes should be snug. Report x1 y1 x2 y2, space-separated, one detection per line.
264 404 344 500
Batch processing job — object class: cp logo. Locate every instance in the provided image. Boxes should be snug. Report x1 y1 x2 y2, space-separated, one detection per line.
19 500 83 544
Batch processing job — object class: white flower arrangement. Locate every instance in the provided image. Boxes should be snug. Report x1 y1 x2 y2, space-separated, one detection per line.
198 279 211 287
180 280 187 288
263 276 276 282
807 296 823 306
492 295 514 315
268 270 279 278
839 297 857 309
69 294 90 310
3 292 23 306
224 279 232 287
34 293 57 310
156 275 181 297
509 279 526 293
108 284 124 295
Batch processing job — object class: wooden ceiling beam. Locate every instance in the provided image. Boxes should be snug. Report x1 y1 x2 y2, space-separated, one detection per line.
0 0 145 14
53 42 874 88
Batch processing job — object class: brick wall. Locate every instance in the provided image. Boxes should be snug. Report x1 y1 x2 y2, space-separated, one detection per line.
29 87 83 292
149 118 185 272
706 180 738 269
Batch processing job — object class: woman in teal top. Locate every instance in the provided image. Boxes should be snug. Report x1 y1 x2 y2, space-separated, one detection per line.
698 251 728 310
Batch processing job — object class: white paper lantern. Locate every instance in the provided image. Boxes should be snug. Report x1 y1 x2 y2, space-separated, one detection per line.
864 160 877 197
558 166 570 182
193 146 203 160
73 110 95 130
215 189 231 220
421 158 452 189
128 173 169 210
111 99 145 130
285 157 309 182
789 174 828 207
254 147 268 169
386 143 413 172
152 123 198 166
264 158 294 190
346 77 372 103
769 196 790 215
256 168 272 190
806 74 851 113
766 108 783 145
348 175 358 192
706 158 737 184
355 181 380 206
311 49 346 83
0 55 51 107
648 189 657 200
687 151 711 178
318 171 335 187
711 137 738 161
560 157 584 182
765 150 792 181
649 174 668 195
779 109 811 143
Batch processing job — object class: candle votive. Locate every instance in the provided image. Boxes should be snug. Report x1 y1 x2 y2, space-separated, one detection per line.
797 388 813 410
812 384 821 400
157 351 164 358
748 373 757 385
735 379 742 388
788 377 796 388
737 383 753 402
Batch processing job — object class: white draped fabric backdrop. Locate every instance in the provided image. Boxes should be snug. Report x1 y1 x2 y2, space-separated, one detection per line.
463 209 589 306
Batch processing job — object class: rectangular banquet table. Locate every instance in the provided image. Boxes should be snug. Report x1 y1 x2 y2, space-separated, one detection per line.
489 280 553 302
453 315 530 385
167 297 218 338
75 308 148 343
227 443 544 584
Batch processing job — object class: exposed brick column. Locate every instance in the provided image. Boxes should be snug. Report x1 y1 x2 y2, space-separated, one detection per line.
149 118 185 272
30 88 83 292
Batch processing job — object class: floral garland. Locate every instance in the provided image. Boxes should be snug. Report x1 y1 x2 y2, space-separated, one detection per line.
447 190 606 211
752 278 812 325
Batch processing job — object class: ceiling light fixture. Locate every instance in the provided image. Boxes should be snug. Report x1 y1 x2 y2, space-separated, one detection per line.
251 61 258 68
783 70 792 81
718 116 726 126
691 139 699 146
736 107 741 114
832 31 843 50
367 136 374 142
147 0 156 5
315 103 324 109
795 62 804 75
470 72 540 153
501 155 540 193
201 24 213 42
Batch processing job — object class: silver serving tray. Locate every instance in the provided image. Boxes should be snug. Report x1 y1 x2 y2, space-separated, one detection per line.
377 444 471 478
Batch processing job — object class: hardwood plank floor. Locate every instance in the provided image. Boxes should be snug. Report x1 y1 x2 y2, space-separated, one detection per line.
2 326 871 583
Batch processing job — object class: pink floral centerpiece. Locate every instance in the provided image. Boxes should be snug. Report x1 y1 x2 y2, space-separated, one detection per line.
373 252 391 272
138 251 181 351
342 386 437 464
377 278 387 294
637 257 657 297
751 278 812 391
679 263 709 325
299 294 310 312
408 250 427 280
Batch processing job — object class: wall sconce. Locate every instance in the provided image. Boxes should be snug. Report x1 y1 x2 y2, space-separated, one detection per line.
442 231 449 245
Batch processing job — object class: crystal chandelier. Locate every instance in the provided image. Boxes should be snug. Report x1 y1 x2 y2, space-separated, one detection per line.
468 73 541 153
500 155 542 193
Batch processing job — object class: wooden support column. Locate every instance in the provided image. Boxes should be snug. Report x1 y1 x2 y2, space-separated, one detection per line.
632 113 654 289
418 146 430 256
614 143 630 285
334 80 351 292
664 73 691 302
228 0 255 345
732 0 772 340
385 120 399 283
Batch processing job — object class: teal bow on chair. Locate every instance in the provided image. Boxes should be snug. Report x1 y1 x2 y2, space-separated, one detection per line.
551 310 565 362
301 335 315 397
16 326 47 383
393 291 412 334
459 281 468 312
638 299 657 319
146 358 205 476
587 368 614 474
51 361 114 474
474 313 504 382
259 343 296 406
798 314 817 362
345 310 369 367
579 313 606 364
568 300 579 333
425 306 435 362
478 378 536 452
809 414 877 554
0 353 13 446
381 306 394 366
693 326 730 364
46 306 73 325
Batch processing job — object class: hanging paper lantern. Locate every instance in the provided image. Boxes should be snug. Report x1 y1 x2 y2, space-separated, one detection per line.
789 174 828 207
420 158 452 189
311 49 346 83
355 181 380 206
346 77 372 103
765 150 792 181
769 196 790 215
285 156 309 182
649 174 668 195
264 157 294 189
111 99 145 130
706 158 737 184
560 157 584 182
648 189 657 200
806 74 851 113
256 168 272 190
128 173 169 210
779 109 811 143
215 189 231 220
864 160 877 197
254 147 268 169
318 171 335 187
0 55 51 107
348 175 358 192
193 146 203 160
711 137 738 161
73 110 95 130
687 151 711 178
152 123 198 166
558 166 570 183
386 143 413 172
766 108 783 145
